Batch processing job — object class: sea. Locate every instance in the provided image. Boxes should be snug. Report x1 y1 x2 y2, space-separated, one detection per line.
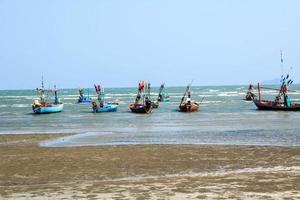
0 85 300 147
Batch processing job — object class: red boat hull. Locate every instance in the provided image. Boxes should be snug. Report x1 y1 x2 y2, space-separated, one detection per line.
253 100 300 111
179 102 199 112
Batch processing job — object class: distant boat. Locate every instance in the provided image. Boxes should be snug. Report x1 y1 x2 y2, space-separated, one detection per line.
244 84 256 101
253 52 300 111
129 81 153 114
77 88 90 104
157 83 170 102
149 82 159 109
92 84 118 113
32 77 64 114
179 84 199 112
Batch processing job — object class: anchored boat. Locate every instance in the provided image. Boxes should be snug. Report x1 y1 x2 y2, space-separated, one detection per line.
32 78 64 114
149 83 159 109
253 77 300 111
253 53 300 111
157 83 170 102
129 80 153 114
92 84 118 113
77 88 90 103
179 84 199 112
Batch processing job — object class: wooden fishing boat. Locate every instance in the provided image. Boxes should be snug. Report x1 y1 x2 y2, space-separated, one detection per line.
253 53 299 111
77 88 90 103
32 77 64 114
92 84 119 113
179 102 199 112
253 99 300 111
179 84 199 112
129 102 152 113
129 81 153 114
253 80 300 111
157 83 170 102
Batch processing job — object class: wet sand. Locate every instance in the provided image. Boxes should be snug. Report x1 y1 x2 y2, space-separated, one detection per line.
0 134 299 199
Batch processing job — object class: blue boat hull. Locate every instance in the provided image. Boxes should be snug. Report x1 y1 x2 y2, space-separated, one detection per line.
33 104 64 114
78 96 90 104
95 104 118 113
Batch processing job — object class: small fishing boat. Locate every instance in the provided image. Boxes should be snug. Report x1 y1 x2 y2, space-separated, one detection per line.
253 99 300 111
253 77 300 111
245 84 256 101
129 80 153 114
253 52 300 111
157 83 170 102
92 84 118 113
32 78 64 114
92 101 118 112
77 88 90 103
148 82 159 109
179 84 199 112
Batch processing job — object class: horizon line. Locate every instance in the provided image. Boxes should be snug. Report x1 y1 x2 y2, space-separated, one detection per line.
0 83 297 91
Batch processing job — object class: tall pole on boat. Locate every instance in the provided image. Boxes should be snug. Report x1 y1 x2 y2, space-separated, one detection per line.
39 75 45 103
180 85 190 105
54 85 58 104
148 82 151 98
41 75 44 89
280 50 284 78
102 86 105 104
257 82 261 101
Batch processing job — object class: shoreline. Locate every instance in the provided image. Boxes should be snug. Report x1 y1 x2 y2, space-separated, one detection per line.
38 131 300 148
1 133 300 199
2 132 299 148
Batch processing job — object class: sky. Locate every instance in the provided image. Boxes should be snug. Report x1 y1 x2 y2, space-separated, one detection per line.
0 0 300 89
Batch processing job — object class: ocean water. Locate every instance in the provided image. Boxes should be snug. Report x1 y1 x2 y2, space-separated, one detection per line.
1 85 300 147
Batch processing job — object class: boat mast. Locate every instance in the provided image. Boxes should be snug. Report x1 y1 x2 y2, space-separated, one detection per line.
279 51 287 99
101 86 105 104
257 82 261 101
41 75 44 89
40 75 45 103
158 83 163 96
180 85 190 105
148 82 151 98
280 50 284 78
94 84 104 106
54 85 58 104
143 82 147 105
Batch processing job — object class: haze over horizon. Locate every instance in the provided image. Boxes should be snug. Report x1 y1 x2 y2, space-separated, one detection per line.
1 0 300 89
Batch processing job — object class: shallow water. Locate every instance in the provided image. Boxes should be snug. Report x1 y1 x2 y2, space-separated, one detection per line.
1 85 300 146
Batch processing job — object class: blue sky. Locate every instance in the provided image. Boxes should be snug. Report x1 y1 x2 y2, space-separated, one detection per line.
0 0 300 89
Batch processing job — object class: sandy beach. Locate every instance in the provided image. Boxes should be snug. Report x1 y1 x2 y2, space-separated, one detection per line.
0 134 299 199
